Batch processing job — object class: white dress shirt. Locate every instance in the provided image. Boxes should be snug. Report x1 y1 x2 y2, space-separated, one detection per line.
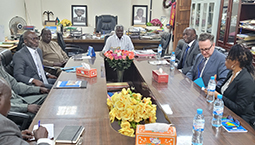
27 47 43 79
102 34 134 52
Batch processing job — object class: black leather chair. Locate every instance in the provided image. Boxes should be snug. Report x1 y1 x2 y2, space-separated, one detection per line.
143 32 172 57
57 32 85 57
0 48 30 130
95 15 117 34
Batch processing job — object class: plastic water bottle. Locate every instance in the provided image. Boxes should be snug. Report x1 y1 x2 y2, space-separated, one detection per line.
192 109 205 145
212 94 224 128
170 52 175 70
206 76 216 103
157 44 162 59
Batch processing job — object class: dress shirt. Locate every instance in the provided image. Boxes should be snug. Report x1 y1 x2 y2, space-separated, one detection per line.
102 34 134 52
199 57 210 78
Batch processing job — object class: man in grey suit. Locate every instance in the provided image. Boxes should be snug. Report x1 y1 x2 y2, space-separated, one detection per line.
177 27 200 74
186 33 229 87
13 31 57 89
0 77 51 145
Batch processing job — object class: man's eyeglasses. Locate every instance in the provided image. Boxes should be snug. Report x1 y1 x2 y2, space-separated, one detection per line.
200 44 213 52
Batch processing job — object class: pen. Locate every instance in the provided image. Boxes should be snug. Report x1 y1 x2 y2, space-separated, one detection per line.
38 120 40 127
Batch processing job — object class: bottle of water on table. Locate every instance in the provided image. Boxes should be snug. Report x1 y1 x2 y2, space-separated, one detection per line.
157 44 162 59
212 94 224 128
206 76 216 103
192 108 205 145
170 51 175 70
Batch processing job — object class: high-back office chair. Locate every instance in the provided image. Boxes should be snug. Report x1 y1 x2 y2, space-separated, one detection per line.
57 32 85 57
0 48 30 130
16 35 24 52
142 32 172 57
95 15 117 34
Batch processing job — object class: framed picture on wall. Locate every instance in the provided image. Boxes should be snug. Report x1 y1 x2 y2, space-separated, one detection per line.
71 5 87 26
132 5 148 25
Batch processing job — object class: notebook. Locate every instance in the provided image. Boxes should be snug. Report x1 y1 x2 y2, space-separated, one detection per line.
55 126 85 144
222 118 247 133
55 81 87 89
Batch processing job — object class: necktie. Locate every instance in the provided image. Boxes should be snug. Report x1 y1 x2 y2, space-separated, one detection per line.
34 51 48 84
198 58 207 76
182 45 190 67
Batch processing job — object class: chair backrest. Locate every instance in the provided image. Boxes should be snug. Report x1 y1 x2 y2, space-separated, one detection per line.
57 32 67 53
16 35 24 51
215 46 228 56
95 15 117 34
160 32 172 57
0 48 13 76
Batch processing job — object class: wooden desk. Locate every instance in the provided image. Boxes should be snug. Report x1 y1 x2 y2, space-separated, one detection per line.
29 54 255 145
63 38 160 51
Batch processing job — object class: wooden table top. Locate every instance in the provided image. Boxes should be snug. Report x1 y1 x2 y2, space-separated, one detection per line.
63 38 160 44
29 54 255 145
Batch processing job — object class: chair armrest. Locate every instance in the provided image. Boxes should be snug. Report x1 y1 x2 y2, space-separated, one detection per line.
8 111 29 119
7 111 31 130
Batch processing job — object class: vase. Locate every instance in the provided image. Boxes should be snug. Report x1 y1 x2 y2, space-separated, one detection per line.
117 70 124 82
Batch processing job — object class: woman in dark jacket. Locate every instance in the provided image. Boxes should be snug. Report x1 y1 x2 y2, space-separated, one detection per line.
215 44 255 129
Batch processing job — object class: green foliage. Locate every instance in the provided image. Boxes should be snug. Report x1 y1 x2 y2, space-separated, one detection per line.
106 56 133 71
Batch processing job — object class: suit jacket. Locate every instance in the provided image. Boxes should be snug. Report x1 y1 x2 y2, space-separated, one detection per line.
0 66 46 113
216 68 255 123
13 46 46 85
177 40 200 74
186 49 229 87
0 114 29 145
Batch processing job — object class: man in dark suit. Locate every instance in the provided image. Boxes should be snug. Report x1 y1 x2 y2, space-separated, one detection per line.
177 27 200 74
0 77 51 145
13 31 57 89
186 33 229 87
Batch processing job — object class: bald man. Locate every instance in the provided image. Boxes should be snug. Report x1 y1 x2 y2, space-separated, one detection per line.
13 30 57 89
177 27 200 75
0 77 51 145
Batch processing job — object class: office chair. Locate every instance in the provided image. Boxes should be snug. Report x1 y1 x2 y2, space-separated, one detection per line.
215 46 228 56
142 32 172 57
95 15 117 34
57 32 85 57
16 35 24 52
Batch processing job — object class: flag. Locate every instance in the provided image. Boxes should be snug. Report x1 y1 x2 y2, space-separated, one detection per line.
55 17 60 25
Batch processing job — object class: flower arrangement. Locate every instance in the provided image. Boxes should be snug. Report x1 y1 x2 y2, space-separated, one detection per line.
107 88 157 137
60 19 72 27
104 49 135 71
146 18 163 28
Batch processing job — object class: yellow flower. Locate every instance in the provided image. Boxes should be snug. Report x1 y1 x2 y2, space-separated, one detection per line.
60 19 72 27
121 120 131 129
109 108 117 123
107 98 113 110
118 128 135 137
121 108 134 121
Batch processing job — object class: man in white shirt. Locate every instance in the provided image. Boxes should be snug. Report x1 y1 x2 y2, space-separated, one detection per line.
102 25 134 53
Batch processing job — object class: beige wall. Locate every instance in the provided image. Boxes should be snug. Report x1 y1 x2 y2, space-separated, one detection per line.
0 0 26 37
1 0 171 37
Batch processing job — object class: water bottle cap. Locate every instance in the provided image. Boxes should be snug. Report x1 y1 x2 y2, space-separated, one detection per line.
211 76 215 80
197 108 203 114
159 44 162 47
217 94 222 99
172 51 175 54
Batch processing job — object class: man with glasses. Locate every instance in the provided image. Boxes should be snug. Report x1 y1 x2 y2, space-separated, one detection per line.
13 31 57 89
177 27 200 74
186 33 229 87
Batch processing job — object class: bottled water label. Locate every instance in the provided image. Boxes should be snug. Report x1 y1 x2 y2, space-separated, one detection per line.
193 120 205 131
208 84 216 92
213 106 223 116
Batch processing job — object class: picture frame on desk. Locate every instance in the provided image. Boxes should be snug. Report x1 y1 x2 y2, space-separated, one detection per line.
71 5 87 26
132 5 148 26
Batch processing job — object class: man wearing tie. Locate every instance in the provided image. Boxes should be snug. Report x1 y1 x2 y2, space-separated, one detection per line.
177 27 200 74
13 31 57 89
186 33 229 87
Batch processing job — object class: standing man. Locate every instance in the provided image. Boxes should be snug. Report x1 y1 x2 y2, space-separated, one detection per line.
39 28 69 76
177 27 200 74
186 33 229 87
0 77 51 145
102 25 134 53
13 30 57 89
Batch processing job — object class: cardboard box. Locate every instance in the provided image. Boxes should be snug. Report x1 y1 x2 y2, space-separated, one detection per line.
135 125 177 145
152 70 168 83
76 67 97 78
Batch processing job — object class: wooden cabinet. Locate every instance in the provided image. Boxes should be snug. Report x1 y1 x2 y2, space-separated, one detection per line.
190 0 221 42
216 0 255 51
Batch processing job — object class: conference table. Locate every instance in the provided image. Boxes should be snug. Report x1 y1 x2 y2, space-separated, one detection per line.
29 52 255 145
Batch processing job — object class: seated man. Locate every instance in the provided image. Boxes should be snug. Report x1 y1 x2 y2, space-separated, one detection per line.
0 77 51 145
102 25 134 53
13 30 57 89
39 28 69 76
177 27 200 75
186 33 229 87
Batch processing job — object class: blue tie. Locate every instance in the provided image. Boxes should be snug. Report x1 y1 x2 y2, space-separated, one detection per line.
182 45 190 67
